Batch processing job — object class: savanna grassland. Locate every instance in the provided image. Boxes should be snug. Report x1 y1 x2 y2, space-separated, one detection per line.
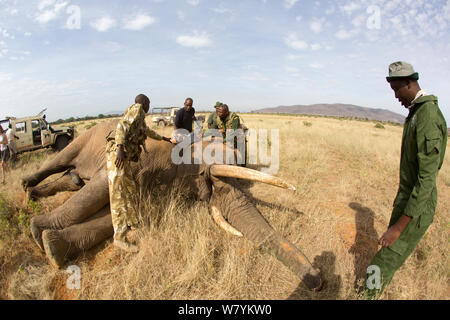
0 113 449 300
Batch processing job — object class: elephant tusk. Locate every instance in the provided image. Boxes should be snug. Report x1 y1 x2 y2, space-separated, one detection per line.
210 205 243 237
210 165 296 191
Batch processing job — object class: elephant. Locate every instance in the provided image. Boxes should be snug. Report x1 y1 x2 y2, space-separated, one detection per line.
22 119 323 291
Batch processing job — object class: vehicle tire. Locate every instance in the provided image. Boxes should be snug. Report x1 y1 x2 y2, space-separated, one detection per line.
55 135 70 152
158 120 166 127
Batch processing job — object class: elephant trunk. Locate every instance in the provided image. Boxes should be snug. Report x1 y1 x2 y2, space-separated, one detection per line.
210 177 322 290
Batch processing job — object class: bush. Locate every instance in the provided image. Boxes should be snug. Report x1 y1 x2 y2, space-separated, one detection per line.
375 123 385 129
303 121 312 127
85 122 97 130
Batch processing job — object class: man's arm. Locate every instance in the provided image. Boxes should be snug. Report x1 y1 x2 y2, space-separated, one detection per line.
114 105 141 169
174 109 183 130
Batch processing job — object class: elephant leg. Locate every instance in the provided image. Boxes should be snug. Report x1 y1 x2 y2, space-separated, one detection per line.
30 170 109 251
42 206 114 268
21 137 81 189
28 171 85 200
211 178 322 290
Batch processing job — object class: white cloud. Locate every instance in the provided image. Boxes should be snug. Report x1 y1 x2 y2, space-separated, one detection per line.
286 53 304 61
285 33 308 50
35 1 68 24
335 28 359 40
310 18 325 33
310 43 322 50
24 32 32 37
123 14 156 31
309 62 324 69
286 66 301 77
213 3 232 14
176 31 211 48
38 0 56 11
295 16 302 22
351 14 365 28
187 0 200 6
339 2 360 15
90 16 117 32
284 0 299 9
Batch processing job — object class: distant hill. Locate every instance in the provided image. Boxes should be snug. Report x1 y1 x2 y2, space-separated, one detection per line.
252 104 406 123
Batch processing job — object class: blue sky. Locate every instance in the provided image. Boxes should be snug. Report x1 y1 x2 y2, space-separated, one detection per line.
0 0 449 122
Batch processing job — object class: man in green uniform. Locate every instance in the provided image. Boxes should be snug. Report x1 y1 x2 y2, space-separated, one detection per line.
106 94 172 252
207 103 247 166
360 62 447 299
207 102 222 129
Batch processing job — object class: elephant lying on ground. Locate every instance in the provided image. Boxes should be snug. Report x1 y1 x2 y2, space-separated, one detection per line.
22 120 323 290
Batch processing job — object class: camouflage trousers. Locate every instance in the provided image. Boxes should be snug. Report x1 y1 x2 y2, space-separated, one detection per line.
106 141 140 241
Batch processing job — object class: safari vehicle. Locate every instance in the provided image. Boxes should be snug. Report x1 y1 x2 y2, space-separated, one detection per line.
1 109 75 153
151 107 180 127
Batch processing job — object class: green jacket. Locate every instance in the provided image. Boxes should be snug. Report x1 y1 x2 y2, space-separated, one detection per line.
210 112 242 142
393 95 447 219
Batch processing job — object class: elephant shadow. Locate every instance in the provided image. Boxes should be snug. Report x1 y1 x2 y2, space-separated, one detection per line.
348 202 379 289
287 251 341 300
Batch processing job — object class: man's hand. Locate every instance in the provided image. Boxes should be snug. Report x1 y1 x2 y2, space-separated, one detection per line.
115 145 125 169
379 214 412 248
379 226 402 247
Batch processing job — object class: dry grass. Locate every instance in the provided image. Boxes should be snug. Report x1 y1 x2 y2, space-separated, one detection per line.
0 114 448 300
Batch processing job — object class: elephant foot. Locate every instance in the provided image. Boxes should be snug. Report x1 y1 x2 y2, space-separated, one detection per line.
42 230 71 269
27 188 39 201
113 239 139 253
30 218 44 251
21 175 40 191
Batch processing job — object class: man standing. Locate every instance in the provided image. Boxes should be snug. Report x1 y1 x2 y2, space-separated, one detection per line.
0 126 10 184
360 62 447 299
6 123 19 165
106 94 172 252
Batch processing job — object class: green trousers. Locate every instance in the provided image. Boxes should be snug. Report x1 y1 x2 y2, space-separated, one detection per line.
360 200 435 299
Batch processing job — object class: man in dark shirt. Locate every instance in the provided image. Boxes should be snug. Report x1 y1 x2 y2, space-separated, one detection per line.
174 98 196 133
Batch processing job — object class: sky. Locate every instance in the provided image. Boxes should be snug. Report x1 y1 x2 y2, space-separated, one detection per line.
0 0 449 122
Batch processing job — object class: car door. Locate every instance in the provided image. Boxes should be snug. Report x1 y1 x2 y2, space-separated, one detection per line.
40 119 52 147
13 121 30 152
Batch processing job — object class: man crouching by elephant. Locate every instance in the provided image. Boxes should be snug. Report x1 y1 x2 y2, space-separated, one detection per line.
106 94 172 252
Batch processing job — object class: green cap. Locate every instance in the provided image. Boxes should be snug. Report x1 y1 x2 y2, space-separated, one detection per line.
214 101 223 108
386 61 419 82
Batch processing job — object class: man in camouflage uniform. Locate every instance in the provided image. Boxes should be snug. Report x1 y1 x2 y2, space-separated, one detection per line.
106 94 171 252
207 102 222 129
208 103 247 166
359 62 447 299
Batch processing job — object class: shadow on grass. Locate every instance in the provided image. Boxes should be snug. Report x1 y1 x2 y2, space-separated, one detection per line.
348 202 379 289
287 251 341 300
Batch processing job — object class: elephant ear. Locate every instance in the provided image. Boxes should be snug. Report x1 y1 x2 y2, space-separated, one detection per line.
176 164 205 177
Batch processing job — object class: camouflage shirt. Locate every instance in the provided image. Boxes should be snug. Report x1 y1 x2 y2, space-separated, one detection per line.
110 103 163 162
210 112 241 140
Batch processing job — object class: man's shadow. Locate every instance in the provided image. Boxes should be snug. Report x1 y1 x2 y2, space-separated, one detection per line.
348 202 379 289
287 251 341 300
